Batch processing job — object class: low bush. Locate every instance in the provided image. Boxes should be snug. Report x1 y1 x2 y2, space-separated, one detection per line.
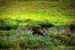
0 19 18 30
0 37 19 49
18 32 63 49
67 34 75 46
48 33 75 46
27 20 54 29
0 30 17 36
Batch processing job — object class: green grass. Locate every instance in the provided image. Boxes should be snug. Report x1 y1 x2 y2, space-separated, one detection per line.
0 30 66 49
0 0 75 26
0 30 75 50
0 0 75 50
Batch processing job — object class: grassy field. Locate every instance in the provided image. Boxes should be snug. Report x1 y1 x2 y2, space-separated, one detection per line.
0 0 75 50
0 0 75 26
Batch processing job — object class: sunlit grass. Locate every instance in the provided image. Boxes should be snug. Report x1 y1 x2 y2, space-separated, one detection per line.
0 0 75 49
0 9 69 26
0 0 74 26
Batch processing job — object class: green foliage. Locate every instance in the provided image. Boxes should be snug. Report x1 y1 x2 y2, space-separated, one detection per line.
0 37 19 48
0 30 17 36
48 33 75 46
67 34 75 46
18 32 63 49
0 0 75 49
0 19 18 30
34 20 54 27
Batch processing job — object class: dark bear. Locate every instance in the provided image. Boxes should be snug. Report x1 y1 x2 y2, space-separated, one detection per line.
70 24 75 33
32 27 43 35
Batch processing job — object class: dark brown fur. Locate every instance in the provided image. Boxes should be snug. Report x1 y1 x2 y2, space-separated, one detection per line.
32 28 43 35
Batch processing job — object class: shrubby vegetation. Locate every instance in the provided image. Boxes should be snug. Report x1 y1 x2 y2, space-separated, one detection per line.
0 19 75 50
0 30 65 49
0 19 18 30
0 0 75 50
